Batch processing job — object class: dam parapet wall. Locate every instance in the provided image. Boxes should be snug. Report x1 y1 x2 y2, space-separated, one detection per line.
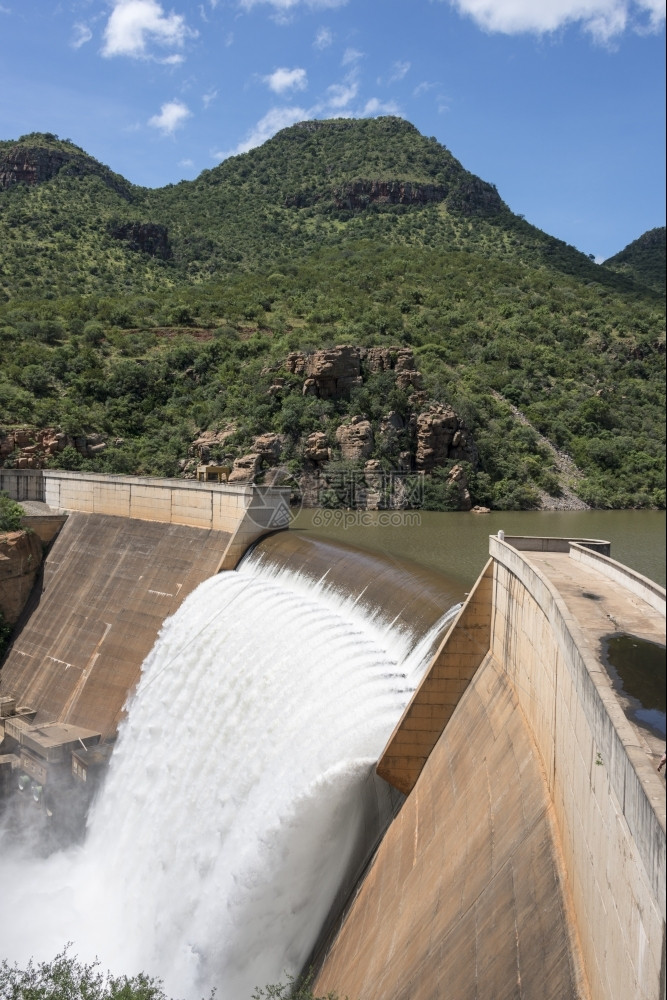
317 535 666 1000
489 535 665 1000
0 469 291 570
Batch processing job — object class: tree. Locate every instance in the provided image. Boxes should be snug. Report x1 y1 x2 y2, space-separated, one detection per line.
0 492 24 532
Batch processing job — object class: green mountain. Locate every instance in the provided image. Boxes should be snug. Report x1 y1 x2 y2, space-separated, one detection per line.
0 119 664 510
603 227 666 295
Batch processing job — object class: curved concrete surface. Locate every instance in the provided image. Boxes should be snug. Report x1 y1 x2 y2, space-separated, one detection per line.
315 653 589 1000
250 531 464 643
314 537 666 1000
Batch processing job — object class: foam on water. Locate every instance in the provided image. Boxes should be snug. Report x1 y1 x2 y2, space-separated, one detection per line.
0 559 458 998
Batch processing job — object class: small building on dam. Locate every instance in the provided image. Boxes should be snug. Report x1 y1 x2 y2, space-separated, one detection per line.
0 468 665 1000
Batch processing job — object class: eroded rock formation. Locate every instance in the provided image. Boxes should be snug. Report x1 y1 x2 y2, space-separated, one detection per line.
335 418 374 461
415 405 475 472
0 428 109 469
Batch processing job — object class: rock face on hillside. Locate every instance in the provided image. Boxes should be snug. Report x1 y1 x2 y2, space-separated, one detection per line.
0 530 43 624
287 346 363 400
0 137 132 198
336 418 374 461
416 406 474 471
0 428 108 468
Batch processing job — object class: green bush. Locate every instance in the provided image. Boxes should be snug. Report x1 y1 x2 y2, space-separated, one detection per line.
0 492 24 532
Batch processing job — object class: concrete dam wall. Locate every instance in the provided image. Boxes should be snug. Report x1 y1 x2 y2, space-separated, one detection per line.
314 537 666 1000
1 477 664 999
0 471 291 811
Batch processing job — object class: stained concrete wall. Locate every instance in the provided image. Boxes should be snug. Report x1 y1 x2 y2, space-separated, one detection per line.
314 539 666 1000
489 537 665 1000
315 651 590 1000
0 513 234 740
377 560 492 795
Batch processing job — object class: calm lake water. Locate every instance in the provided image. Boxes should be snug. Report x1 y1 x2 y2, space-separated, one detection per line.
290 509 666 597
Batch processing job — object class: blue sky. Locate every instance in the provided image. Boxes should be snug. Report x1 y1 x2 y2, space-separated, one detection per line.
0 0 665 260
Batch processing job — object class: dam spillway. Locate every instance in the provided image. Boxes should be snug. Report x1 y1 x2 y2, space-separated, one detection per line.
0 509 664 1000
0 530 461 997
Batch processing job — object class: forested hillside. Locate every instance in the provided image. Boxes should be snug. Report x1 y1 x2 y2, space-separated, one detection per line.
0 118 664 510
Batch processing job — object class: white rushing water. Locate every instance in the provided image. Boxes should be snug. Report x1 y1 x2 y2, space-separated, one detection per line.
0 557 458 998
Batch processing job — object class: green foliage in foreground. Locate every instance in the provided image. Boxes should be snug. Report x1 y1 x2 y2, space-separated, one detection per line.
0 492 24 532
0 952 341 1000
0 951 171 1000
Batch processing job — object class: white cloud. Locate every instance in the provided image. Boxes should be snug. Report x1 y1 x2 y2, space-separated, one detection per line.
314 25 333 47
102 0 194 59
447 0 665 41
341 46 363 65
71 22 93 48
239 0 347 9
326 78 358 108
263 66 308 93
388 59 411 82
362 97 401 115
214 105 308 159
148 99 192 135
413 80 436 96
203 89 218 108
179 158 195 167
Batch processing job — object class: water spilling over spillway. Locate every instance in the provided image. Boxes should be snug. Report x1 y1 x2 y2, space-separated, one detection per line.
0 542 460 998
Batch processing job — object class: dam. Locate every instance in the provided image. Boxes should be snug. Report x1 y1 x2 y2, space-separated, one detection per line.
0 471 665 999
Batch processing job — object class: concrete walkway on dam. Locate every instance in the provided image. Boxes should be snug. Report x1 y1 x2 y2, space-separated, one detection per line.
314 537 666 1000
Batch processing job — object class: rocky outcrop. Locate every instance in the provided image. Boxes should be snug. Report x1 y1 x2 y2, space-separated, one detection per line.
0 428 108 469
446 464 472 511
335 417 374 461
302 346 363 400
228 454 262 484
107 221 171 259
189 427 236 464
304 432 330 464
0 138 132 198
0 530 43 624
285 176 502 217
415 406 475 472
227 433 285 483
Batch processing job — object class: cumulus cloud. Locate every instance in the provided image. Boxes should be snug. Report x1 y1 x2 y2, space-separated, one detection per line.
314 25 333 47
102 0 194 59
214 105 308 159
263 66 308 93
362 97 402 115
148 99 192 135
446 0 665 41
326 78 358 108
71 22 93 48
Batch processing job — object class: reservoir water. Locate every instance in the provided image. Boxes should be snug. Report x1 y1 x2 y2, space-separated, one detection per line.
293 509 666 589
